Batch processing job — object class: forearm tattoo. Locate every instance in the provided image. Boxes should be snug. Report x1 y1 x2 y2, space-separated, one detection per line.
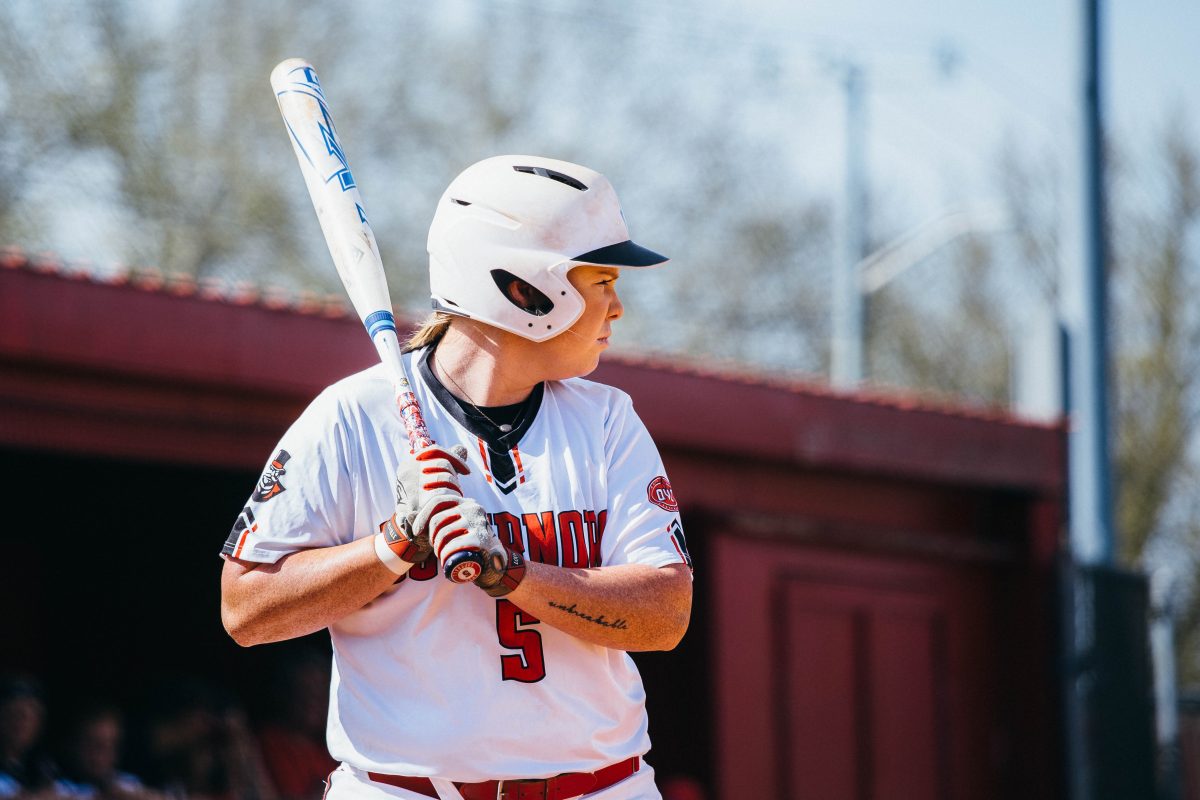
547 599 630 630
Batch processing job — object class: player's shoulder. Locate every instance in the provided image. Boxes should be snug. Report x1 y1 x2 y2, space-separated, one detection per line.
305 363 392 419
324 362 391 396
548 375 635 419
550 375 630 402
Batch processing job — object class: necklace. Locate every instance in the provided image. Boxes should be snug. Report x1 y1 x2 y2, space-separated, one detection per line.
439 365 516 434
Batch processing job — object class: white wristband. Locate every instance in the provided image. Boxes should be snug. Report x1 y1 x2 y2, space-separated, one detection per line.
374 532 414 576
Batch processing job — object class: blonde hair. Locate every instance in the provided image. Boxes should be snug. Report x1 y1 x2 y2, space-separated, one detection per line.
403 311 455 352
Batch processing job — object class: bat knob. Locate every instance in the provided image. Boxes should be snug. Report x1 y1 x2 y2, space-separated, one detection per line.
444 550 485 583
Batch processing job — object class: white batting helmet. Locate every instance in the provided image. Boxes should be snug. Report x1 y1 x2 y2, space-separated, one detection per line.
427 155 668 341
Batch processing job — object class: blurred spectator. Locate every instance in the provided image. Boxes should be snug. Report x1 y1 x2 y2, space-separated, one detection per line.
660 774 707 800
0 675 52 798
254 651 335 800
51 703 156 800
135 679 273 800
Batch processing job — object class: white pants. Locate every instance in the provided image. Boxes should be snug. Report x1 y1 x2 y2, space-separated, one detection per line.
327 762 662 800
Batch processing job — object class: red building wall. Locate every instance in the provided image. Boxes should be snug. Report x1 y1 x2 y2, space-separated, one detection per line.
0 252 1067 798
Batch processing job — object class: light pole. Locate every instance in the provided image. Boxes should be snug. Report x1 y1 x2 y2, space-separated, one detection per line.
830 63 868 388
1062 1 1118 798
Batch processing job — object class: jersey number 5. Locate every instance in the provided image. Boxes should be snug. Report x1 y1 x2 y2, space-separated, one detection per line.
496 599 546 682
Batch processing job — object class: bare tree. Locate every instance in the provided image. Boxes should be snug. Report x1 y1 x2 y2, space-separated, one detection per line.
0 1 835 375
0 0 360 283
859 117 1200 682
1107 118 1200 684
866 233 1012 405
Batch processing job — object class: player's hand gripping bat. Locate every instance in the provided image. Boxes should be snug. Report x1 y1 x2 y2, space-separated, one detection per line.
269 58 483 584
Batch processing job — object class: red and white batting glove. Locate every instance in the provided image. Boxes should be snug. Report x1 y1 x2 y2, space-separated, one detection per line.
374 444 471 576
475 544 526 598
414 495 525 595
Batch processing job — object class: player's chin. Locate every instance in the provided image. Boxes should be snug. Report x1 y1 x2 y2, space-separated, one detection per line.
572 352 604 378
554 350 604 380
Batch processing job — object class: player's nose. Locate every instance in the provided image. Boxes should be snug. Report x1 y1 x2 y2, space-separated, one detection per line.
609 290 624 321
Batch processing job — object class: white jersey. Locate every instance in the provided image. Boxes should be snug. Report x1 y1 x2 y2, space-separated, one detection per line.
221 347 690 782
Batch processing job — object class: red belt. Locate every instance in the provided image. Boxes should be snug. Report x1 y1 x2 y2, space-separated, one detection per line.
366 756 639 800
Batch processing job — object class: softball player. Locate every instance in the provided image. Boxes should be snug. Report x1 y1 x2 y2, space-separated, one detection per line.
220 156 693 800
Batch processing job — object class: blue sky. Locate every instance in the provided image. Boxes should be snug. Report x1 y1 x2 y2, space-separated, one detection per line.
691 0 1198 230
744 0 1198 137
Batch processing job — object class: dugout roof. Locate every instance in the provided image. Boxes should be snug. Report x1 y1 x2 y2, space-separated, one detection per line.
0 247 1064 498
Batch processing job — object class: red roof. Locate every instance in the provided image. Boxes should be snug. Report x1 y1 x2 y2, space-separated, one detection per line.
0 247 1064 492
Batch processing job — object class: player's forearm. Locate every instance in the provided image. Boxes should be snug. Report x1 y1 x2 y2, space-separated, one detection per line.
220 537 398 646
506 562 691 651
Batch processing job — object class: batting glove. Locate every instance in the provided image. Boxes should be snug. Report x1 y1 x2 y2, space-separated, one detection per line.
475 544 527 598
413 492 494 570
374 444 471 575
409 493 525 595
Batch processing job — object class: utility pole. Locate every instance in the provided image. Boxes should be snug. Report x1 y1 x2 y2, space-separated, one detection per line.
1063 1 1116 798
1070 0 1113 570
831 62 868 388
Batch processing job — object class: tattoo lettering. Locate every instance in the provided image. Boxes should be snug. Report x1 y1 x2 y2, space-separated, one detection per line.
547 600 629 630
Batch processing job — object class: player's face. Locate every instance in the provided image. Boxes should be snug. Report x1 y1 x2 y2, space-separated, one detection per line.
538 265 623 379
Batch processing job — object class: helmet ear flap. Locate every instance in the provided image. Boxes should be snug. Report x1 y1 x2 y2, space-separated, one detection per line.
490 269 555 317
